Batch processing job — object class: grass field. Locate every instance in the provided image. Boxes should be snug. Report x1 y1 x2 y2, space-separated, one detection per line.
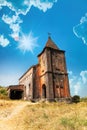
0 100 87 130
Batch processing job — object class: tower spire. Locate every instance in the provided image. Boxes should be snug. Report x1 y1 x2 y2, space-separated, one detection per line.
48 32 51 39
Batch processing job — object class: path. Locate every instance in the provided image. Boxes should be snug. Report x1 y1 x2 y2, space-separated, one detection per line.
0 101 32 130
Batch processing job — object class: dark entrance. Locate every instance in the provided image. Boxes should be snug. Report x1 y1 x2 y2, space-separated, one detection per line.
10 90 24 100
42 84 46 98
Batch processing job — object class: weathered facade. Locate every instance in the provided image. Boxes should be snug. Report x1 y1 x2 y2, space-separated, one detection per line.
8 37 70 101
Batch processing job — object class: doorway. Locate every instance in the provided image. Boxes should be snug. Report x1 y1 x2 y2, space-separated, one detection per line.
42 84 46 98
10 90 24 100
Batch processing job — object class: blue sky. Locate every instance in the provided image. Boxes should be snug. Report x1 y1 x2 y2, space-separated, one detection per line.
0 0 87 97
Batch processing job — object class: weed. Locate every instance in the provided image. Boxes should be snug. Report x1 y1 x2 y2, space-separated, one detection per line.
60 117 75 130
43 113 49 119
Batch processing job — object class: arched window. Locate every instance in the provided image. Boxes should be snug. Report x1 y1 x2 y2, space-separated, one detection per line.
42 84 46 98
29 83 31 97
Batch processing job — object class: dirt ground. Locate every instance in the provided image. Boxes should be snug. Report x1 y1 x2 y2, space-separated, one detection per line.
0 100 32 130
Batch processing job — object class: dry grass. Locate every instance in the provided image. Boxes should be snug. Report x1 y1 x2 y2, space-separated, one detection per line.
0 100 87 130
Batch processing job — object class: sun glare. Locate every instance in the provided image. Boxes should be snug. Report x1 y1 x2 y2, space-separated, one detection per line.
18 32 38 53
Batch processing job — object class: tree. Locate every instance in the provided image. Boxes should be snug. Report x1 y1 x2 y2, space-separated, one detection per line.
72 95 80 103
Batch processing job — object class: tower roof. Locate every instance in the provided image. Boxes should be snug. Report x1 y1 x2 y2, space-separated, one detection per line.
45 36 59 50
38 36 61 57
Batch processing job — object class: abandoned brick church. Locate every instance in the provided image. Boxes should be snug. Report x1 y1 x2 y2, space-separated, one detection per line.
8 36 70 101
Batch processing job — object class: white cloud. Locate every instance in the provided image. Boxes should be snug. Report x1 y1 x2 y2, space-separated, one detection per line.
0 35 10 47
10 24 20 32
29 0 57 13
2 15 19 24
73 13 87 45
0 6 2 10
2 14 22 41
0 1 12 8
80 71 87 84
10 23 21 41
74 81 81 95
18 32 38 52
10 33 19 41
2 13 39 51
80 13 87 23
23 0 57 15
69 70 87 97
68 70 73 75
0 0 57 50
0 0 57 15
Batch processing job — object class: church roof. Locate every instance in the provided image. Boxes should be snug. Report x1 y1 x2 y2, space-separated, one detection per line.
45 36 59 50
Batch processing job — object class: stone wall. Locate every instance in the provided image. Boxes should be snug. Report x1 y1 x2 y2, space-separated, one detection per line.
19 67 34 100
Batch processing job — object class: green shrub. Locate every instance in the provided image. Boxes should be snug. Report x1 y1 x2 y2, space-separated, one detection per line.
0 87 8 99
72 95 80 103
0 89 7 95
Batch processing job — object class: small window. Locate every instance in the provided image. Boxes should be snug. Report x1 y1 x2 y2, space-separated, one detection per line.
56 68 60 71
56 85 59 88
53 75 56 79
60 85 63 88
60 79 63 88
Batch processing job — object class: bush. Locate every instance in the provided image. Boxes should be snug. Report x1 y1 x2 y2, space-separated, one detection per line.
72 95 80 103
0 89 7 95
0 87 8 99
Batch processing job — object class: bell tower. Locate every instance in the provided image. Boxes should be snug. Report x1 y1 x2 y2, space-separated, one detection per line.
38 36 70 100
